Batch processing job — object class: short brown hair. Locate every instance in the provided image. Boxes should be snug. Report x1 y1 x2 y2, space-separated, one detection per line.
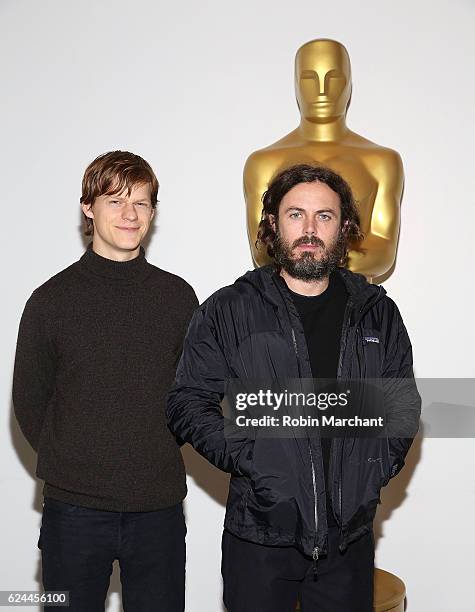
256 164 364 266
80 150 159 236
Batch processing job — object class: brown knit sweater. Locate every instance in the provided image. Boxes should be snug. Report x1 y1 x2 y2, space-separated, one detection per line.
13 244 198 511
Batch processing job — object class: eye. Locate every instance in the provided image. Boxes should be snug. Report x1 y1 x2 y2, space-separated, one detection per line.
289 211 302 219
109 200 121 207
301 70 318 81
318 213 332 221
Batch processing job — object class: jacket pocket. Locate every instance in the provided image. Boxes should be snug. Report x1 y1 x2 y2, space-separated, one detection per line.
227 474 253 521
342 437 389 523
235 439 255 478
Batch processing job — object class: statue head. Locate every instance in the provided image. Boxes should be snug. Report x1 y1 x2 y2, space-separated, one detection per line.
295 39 352 123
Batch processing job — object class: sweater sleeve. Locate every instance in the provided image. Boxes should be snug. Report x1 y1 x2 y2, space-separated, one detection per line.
13 290 57 452
173 283 199 370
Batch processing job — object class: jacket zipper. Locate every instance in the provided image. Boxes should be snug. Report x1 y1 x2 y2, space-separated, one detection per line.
308 442 320 575
291 326 319 573
277 274 384 559
335 299 353 532
291 328 299 357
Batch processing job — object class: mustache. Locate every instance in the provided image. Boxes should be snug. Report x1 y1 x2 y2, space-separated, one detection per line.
292 235 325 249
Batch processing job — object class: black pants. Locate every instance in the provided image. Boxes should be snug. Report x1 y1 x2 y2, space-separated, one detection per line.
39 497 186 612
221 527 374 612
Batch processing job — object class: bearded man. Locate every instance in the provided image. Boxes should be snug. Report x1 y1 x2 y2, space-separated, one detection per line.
167 164 420 612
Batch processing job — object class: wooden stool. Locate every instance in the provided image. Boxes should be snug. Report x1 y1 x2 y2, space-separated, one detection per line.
295 568 406 611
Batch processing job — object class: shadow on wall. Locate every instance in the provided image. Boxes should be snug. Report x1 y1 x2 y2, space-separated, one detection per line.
374 426 423 549
180 445 230 612
10 399 46 607
181 444 230 508
374 427 422 612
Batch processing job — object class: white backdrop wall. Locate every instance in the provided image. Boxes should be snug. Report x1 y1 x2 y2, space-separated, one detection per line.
1 1 474 610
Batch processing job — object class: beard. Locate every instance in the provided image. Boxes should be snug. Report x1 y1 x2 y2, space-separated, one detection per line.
273 230 346 281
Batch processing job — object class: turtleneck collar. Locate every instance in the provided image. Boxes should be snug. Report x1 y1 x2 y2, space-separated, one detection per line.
78 242 152 285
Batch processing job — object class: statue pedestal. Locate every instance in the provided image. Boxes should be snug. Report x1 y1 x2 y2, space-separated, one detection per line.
374 568 406 612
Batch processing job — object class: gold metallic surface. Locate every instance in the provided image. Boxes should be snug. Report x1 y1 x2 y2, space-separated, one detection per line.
244 39 404 282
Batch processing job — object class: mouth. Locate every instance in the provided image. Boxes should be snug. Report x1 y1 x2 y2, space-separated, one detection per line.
116 227 140 232
295 243 321 250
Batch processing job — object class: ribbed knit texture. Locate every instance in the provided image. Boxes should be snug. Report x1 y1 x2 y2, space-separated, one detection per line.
13 244 198 511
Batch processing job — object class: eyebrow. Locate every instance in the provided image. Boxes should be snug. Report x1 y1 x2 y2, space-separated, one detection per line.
108 195 151 202
283 206 336 214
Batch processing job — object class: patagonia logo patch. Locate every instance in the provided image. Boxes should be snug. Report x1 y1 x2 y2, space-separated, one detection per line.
364 336 380 344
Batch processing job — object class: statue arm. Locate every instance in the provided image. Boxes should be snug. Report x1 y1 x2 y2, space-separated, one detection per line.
347 150 404 280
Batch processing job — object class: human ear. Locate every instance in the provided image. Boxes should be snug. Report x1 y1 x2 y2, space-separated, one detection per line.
269 214 276 232
81 202 94 219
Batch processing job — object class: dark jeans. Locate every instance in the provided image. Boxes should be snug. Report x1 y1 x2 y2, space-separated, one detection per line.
39 497 186 612
221 527 374 612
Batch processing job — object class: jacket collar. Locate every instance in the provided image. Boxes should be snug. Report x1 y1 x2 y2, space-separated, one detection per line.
236 264 386 323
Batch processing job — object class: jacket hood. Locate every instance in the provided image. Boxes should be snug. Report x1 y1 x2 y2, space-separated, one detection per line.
235 265 386 323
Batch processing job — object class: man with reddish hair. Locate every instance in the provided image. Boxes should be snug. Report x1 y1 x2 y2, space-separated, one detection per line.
13 151 198 611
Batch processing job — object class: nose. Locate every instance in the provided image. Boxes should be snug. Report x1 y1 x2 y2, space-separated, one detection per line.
318 74 325 97
303 217 318 236
316 71 330 98
122 202 138 222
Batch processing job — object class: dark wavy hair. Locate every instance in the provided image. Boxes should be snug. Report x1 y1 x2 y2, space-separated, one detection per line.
256 164 364 265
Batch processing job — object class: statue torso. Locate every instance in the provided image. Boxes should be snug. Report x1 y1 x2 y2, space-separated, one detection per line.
245 131 394 234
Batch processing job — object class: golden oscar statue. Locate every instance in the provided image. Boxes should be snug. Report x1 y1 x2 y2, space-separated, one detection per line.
244 38 404 283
